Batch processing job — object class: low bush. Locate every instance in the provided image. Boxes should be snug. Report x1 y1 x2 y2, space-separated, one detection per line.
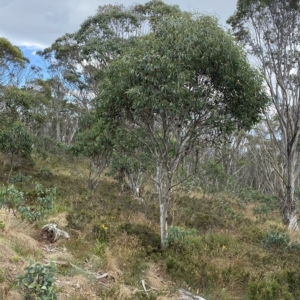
166 226 196 248
260 231 300 256
247 278 293 300
38 167 53 179
261 231 290 250
0 182 56 222
17 262 57 300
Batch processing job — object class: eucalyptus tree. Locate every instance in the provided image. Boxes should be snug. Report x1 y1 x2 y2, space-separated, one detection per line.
98 13 269 246
43 1 182 190
0 122 32 179
247 120 285 195
109 127 152 198
72 114 113 191
0 37 32 125
36 4 148 148
228 0 300 229
41 3 145 115
0 37 28 86
41 1 181 115
35 50 80 145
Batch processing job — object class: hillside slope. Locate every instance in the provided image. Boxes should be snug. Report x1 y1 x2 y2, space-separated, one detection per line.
1 154 300 299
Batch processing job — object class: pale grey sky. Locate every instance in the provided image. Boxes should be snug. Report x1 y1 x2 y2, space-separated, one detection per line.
0 0 237 49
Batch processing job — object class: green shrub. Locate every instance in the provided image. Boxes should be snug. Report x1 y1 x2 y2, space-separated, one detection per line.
9 173 32 184
92 223 109 242
0 268 6 283
261 231 290 251
247 278 293 300
38 167 53 179
0 220 4 230
238 187 278 213
0 123 32 158
240 224 264 243
0 183 56 222
203 232 237 251
289 241 300 253
17 262 57 300
166 226 196 248
286 270 300 297
93 239 106 257
261 231 300 255
253 203 271 219
0 184 24 215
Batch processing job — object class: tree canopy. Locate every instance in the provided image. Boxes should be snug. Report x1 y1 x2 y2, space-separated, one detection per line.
98 14 268 131
96 13 269 245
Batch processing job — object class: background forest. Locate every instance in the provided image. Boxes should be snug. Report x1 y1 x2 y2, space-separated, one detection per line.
1 0 300 299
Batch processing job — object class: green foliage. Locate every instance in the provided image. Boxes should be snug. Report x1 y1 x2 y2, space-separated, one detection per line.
240 224 264 243
0 220 4 230
286 271 300 297
32 135 57 155
92 223 109 243
194 159 229 193
163 232 240 291
166 226 196 248
93 239 106 257
72 115 113 190
0 122 32 166
108 127 151 195
238 187 278 217
0 184 24 215
247 278 293 300
17 262 57 300
261 231 290 251
138 0 181 28
0 183 56 222
99 13 269 133
261 231 300 255
97 11 268 247
9 172 32 184
38 167 53 179
75 4 140 61
48 142 70 156
289 241 300 253
19 183 56 222
73 115 114 157
0 37 28 66
0 268 6 283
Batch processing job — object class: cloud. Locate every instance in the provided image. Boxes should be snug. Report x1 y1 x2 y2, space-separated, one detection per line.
0 0 100 47
0 0 237 49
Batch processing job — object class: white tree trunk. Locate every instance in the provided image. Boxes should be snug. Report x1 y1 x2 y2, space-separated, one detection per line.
287 212 298 231
159 200 168 247
155 163 172 247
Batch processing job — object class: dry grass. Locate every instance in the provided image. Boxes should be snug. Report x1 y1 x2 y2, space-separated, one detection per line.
2 152 300 299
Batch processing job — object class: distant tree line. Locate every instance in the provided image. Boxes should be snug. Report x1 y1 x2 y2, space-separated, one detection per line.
1 0 300 244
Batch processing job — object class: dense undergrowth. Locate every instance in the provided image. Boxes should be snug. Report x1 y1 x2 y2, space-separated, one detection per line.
1 152 300 299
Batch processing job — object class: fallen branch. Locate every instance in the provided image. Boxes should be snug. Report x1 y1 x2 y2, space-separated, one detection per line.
141 279 149 298
179 288 206 300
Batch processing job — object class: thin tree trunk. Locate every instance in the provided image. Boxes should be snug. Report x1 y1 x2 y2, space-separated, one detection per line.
56 116 61 143
155 162 172 247
159 198 168 247
282 151 298 230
